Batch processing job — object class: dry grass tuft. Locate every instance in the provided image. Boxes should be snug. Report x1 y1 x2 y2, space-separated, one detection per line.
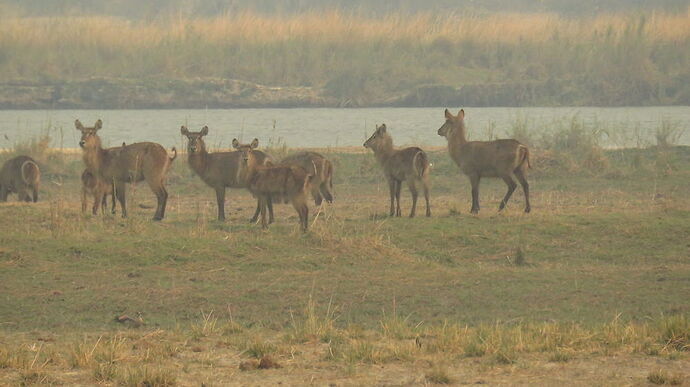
660 315 690 352
117 364 176 387
286 295 338 343
647 370 684 385
425 363 454 384
190 310 220 339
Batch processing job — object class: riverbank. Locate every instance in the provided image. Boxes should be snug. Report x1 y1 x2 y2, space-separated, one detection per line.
6 76 687 109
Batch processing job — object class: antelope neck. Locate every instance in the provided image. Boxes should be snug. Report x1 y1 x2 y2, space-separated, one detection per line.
448 123 468 147
188 148 209 175
82 138 107 174
371 137 395 165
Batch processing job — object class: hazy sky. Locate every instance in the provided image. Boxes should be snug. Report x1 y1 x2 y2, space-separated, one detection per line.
2 0 689 18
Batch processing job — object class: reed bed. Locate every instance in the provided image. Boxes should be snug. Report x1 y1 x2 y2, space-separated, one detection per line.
0 11 688 105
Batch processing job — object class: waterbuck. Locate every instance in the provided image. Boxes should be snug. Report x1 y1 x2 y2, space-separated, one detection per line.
81 169 115 214
280 152 334 205
437 109 531 214
236 140 313 232
76 119 176 221
0 155 40 202
80 142 125 215
180 125 274 222
364 124 431 218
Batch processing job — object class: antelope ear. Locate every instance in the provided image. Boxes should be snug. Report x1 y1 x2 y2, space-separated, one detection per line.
75 119 84 130
180 126 189 136
444 109 453 120
458 109 464 119
232 138 240 149
250 138 259 149
200 126 209 136
94 119 102 130
379 124 387 133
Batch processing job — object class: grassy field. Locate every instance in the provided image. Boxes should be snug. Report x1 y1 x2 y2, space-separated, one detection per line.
0 127 688 384
1 10 689 107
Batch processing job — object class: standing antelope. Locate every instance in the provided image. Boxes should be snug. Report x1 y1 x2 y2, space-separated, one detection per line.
80 142 125 215
280 152 334 205
235 140 313 232
76 119 176 221
81 169 115 214
437 109 531 214
180 126 274 222
0 155 40 202
364 124 431 218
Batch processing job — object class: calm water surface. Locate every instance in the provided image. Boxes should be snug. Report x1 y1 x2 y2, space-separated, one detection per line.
0 107 689 149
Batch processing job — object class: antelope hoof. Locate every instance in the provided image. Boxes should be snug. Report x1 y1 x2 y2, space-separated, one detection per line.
524 207 531 213
426 211 431 217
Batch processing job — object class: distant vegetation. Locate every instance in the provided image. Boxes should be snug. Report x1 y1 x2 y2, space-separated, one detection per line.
0 10 689 107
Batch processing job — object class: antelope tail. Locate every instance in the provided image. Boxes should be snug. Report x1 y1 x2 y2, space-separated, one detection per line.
324 159 334 189
519 145 531 169
20 160 40 186
169 147 177 163
413 150 429 178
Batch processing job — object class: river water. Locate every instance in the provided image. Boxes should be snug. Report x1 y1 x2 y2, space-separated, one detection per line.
0 107 689 150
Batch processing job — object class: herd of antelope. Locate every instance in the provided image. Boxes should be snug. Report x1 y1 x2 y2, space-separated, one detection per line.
0 109 531 230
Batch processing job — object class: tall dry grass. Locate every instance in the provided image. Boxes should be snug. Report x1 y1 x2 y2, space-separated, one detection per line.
0 10 688 105
1 11 689 47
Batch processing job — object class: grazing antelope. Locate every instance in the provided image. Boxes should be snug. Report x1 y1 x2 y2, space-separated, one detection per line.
0 155 40 202
76 119 176 221
280 152 334 205
80 142 125 215
180 126 274 222
364 124 431 218
437 109 531 214
235 140 313 232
